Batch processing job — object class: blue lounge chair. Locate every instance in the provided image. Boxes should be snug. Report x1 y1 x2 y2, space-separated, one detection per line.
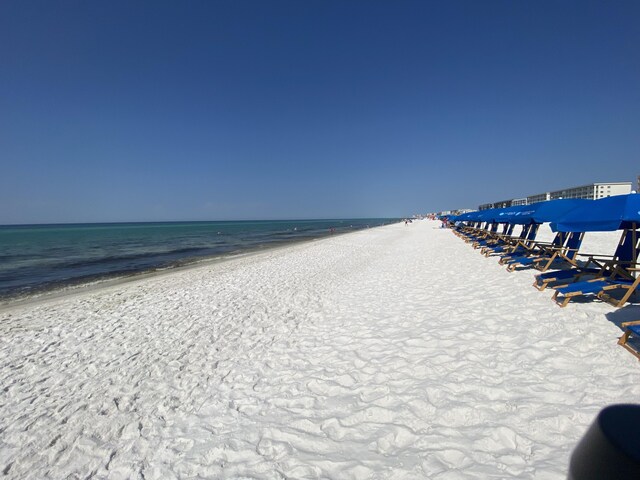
473 222 509 249
478 223 516 253
494 224 541 260
497 199 589 266
503 231 584 273
534 228 639 291
469 221 500 247
498 230 564 266
533 266 600 291
548 194 640 308
549 230 640 307
483 223 539 257
457 218 493 243
552 267 640 308
532 231 585 272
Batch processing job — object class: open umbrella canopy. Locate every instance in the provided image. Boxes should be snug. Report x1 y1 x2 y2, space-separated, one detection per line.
552 194 640 232
470 208 502 223
457 206 531 224
456 210 482 222
493 204 533 223
510 198 591 225
450 199 590 226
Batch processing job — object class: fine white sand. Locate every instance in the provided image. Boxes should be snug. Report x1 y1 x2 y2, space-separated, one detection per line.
1 221 639 479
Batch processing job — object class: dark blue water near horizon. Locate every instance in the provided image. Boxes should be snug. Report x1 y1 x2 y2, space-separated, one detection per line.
0 219 398 301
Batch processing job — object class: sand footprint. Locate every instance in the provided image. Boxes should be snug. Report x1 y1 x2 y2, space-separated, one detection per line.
472 425 533 458
373 425 419 455
256 436 292 462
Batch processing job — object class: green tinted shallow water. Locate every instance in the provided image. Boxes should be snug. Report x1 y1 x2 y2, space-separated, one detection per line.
0 219 398 299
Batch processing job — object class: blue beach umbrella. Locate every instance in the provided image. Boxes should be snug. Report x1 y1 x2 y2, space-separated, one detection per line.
475 208 503 223
456 210 480 222
493 204 532 223
552 194 640 232
462 211 478 222
508 198 591 225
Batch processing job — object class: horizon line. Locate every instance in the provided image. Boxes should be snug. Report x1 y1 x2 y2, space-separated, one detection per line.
0 217 406 228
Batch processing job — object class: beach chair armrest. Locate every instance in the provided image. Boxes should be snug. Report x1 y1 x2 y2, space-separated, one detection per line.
621 320 640 327
577 253 615 259
531 241 554 248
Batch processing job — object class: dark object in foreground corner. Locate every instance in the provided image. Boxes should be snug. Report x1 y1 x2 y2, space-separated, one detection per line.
568 404 640 479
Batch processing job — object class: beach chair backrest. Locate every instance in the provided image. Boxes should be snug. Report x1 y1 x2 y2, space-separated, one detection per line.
514 223 532 241
608 225 640 277
564 232 585 261
514 224 529 241
526 223 540 242
550 231 565 248
504 224 515 236
614 229 636 264
518 224 528 239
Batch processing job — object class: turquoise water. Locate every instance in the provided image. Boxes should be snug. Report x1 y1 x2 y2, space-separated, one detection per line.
0 219 397 300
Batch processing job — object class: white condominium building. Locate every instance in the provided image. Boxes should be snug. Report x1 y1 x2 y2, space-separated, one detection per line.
477 181 633 210
527 192 550 204
548 182 631 200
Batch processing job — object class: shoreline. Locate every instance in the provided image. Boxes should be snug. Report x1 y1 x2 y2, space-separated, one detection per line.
0 223 393 312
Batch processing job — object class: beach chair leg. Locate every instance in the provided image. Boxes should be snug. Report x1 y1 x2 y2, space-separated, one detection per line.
618 321 640 360
616 288 635 307
619 342 640 360
599 286 635 308
533 278 548 291
534 259 551 272
552 290 572 308
618 330 631 348
597 292 618 308
618 330 631 346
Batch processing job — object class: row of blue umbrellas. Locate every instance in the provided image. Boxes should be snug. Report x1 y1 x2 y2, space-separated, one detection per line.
448 194 640 233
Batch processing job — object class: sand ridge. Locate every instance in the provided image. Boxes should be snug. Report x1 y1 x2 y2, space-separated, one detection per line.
1 221 639 479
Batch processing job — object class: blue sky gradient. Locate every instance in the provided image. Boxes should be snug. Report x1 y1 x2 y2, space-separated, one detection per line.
1 1 639 223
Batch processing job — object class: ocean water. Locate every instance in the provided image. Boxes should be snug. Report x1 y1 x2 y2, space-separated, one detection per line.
0 219 397 301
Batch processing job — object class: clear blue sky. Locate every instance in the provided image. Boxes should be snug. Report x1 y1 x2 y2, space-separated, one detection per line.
1 1 639 223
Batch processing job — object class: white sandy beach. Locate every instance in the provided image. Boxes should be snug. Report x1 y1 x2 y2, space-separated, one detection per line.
1 220 639 479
